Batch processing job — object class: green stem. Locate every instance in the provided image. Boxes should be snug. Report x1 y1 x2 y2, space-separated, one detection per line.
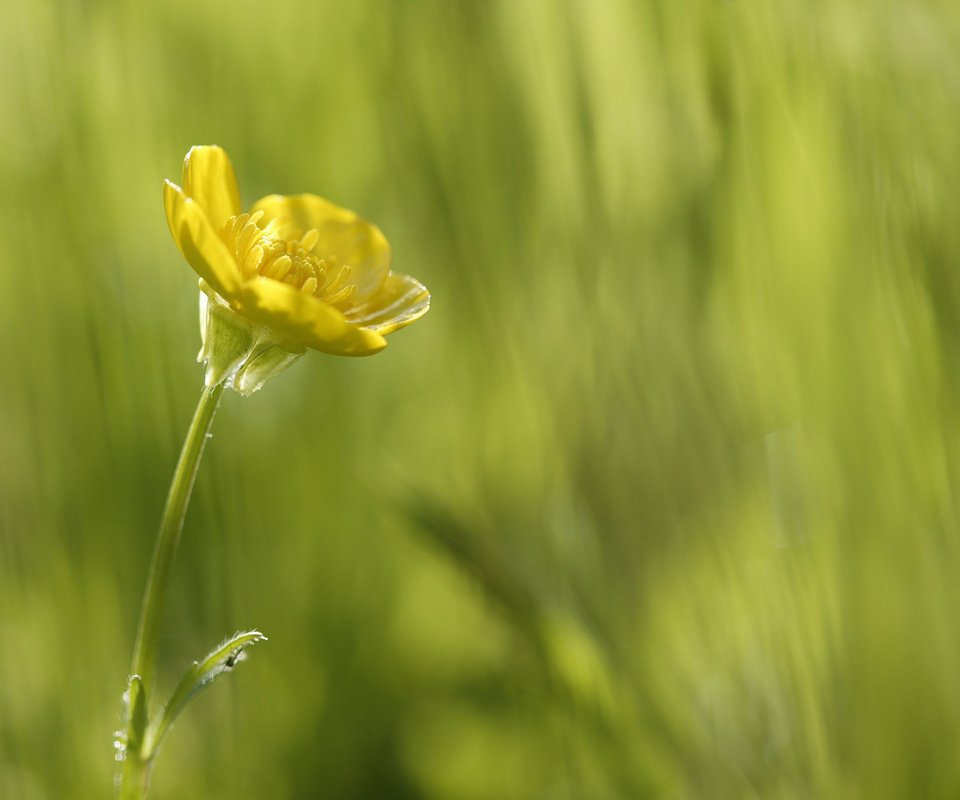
117 382 224 799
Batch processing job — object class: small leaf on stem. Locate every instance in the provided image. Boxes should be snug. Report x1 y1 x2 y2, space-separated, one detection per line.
144 630 267 758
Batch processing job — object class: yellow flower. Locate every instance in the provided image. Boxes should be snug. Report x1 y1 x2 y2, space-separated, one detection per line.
163 145 430 392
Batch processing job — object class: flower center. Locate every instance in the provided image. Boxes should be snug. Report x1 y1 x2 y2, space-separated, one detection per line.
219 211 356 307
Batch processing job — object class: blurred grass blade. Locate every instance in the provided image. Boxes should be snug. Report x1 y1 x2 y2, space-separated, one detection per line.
145 630 267 757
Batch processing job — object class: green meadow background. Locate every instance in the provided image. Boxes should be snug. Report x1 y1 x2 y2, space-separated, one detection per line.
3 0 960 797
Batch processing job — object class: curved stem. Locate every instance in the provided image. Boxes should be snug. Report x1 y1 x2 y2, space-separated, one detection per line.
117 382 224 799
130 382 224 689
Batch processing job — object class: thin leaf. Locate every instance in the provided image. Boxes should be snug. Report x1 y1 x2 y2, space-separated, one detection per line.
144 629 267 757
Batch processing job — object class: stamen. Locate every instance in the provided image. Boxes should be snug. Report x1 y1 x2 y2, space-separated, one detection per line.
229 213 247 234
322 264 352 295
299 228 320 252
301 276 318 295
269 254 293 281
243 245 263 278
237 221 259 259
325 284 356 306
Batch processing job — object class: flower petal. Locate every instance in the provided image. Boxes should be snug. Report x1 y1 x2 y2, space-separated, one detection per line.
250 194 390 302
181 145 242 230
345 273 431 335
238 277 387 356
164 181 242 297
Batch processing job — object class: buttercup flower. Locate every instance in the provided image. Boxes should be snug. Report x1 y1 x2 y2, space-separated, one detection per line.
163 145 429 393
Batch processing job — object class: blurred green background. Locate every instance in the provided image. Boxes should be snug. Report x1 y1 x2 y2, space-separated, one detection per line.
3 0 960 797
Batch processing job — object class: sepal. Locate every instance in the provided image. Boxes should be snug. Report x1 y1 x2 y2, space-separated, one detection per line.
198 283 304 395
